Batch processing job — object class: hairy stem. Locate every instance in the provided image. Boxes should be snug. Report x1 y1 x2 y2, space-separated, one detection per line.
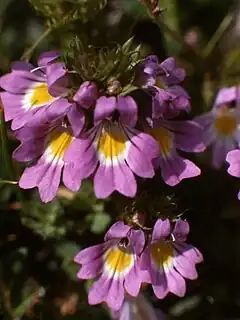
21 26 52 61
140 0 199 59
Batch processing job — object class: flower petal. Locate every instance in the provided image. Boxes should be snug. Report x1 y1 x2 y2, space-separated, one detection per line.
214 86 239 107
125 129 159 178
152 219 171 242
46 62 68 96
173 219 189 242
124 263 142 297
74 81 98 108
67 103 85 137
74 243 105 264
88 276 111 306
94 162 137 198
151 270 169 299
226 149 240 177
159 153 201 186
166 268 186 297
128 229 145 255
173 253 198 280
212 138 235 168
37 50 61 67
62 162 82 192
106 278 125 311
94 96 116 123
0 71 44 93
19 156 63 203
77 259 102 279
104 221 131 241
117 96 138 127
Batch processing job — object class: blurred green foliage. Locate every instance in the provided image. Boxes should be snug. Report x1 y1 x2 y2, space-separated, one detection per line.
0 0 240 319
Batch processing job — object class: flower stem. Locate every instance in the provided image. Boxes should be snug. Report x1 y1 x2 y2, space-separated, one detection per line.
202 13 233 58
140 0 199 59
21 26 52 61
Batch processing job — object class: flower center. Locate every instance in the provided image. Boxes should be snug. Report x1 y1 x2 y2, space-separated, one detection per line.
106 77 122 96
215 109 237 135
150 240 174 268
104 245 134 274
30 83 55 108
97 121 127 160
47 129 73 160
155 76 166 89
149 127 172 155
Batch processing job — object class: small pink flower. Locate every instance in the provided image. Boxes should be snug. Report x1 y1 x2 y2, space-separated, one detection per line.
74 222 145 311
140 219 203 299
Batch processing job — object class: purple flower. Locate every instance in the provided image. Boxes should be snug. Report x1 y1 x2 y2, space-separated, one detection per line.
148 118 204 186
214 86 239 108
136 56 190 118
226 149 240 200
140 219 203 299
158 57 186 86
152 85 190 119
0 52 98 136
74 221 145 311
194 86 240 168
0 51 66 129
135 55 161 88
111 293 165 320
64 95 160 198
13 121 80 202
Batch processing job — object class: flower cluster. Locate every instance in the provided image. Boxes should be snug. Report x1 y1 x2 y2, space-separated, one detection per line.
0 51 204 202
194 86 240 198
74 219 203 311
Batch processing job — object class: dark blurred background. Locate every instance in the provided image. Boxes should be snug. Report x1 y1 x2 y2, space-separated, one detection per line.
0 0 240 319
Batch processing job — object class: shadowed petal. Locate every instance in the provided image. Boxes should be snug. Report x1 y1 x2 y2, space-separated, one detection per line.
166 268 186 297
13 135 45 162
128 229 145 255
212 138 235 168
117 96 138 127
74 81 98 108
159 153 201 186
152 270 168 299
46 62 68 96
67 103 85 137
11 61 34 71
173 220 189 242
